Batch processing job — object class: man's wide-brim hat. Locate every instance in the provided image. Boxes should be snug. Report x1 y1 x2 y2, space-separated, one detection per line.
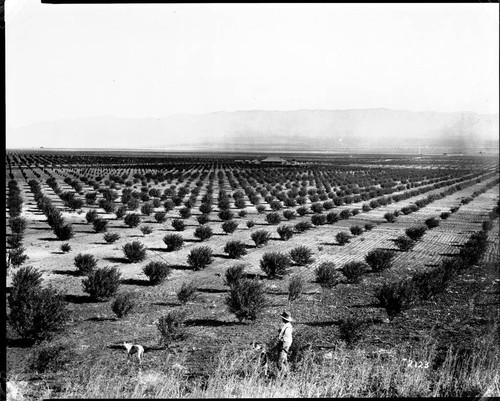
281 311 294 322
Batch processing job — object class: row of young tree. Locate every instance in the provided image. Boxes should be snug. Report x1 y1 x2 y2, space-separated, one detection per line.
28 179 75 241
6 180 29 269
375 212 497 322
7 187 498 353
12 153 490 206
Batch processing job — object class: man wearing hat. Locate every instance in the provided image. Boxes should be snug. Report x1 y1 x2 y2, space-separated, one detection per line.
277 311 294 376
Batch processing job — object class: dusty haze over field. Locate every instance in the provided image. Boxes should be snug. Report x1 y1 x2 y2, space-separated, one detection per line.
5 3 499 151
7 109 499 153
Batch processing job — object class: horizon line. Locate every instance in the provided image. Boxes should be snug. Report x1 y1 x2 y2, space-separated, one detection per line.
8 107 499 129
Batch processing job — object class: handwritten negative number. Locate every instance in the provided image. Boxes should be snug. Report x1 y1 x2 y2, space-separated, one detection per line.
402 358 429 369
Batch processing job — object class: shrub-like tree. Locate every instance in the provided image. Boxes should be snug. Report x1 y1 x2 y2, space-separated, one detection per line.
238 209 247 218
384 212 396 223
218 198 231 210
459 231 488 265
424 217 440 229
289 246 314 266
124 213 141 228
251 229 271 247
8 247 29 268
341 261 368 284
7 233 24 249
338 316 366 347
103 232 120 244
177 281 197 304
296 206 308 216
9 217 27 234
226 278 265 322
9 265 42 291
141 203 154 216
171 219 186 231
394 235 415 252
187 246 213 270
374 279 417 321
8 266 68 341
224 240 248 259
260 252 291 279
365 249 395 272
222 220 239 234
74 253 98 275
111 292 136 318
29 340 76 373
199 203 212 215
82 266 121 301
143 261 171 285
235 198 246 209
339 209 351 220
92 218 108 233
85 192 97 205
315 262 342 288
350 225 363 236
54 224 74 241
277 225 294 241
163 199 175 212
311 214 327 226
295 221 313 233
194 225 213 241
326 212 339 224
256 204 266 214
411 258 457 300
154 211 167 223
364 222 375 231
157 311 187 347
179 207 192 219
115 205 127 219
140 225 153 235
196 214 210 225
218 209 234 221
288 274 304 304
283 210 296 220
224 264 245 287
98 199 115 213
46 207 64 228
163 233 184 252
270 200 283 211
440 211 451 220
336 231 351 246
405 225 427 241
310 202 324 214
60 243 71 253
127 198 140 210
246 220 255 228
122 241 147 263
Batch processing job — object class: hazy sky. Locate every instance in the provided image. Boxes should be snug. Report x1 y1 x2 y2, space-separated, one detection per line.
6 2 499 129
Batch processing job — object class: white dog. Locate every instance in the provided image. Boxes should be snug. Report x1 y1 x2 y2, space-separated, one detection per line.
251 342 269 377
123 342 144 365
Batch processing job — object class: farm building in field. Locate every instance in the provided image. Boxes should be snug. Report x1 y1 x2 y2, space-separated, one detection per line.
261 156 287 165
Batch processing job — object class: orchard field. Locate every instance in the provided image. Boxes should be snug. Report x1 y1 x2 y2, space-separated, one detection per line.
5 150 500 398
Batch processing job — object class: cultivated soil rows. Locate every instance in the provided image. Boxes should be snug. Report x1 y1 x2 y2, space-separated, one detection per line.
7 167 499 380
5 165 497 307
6 168 497 299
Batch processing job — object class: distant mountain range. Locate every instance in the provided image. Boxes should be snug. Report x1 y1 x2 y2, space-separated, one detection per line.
7 108 499 153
